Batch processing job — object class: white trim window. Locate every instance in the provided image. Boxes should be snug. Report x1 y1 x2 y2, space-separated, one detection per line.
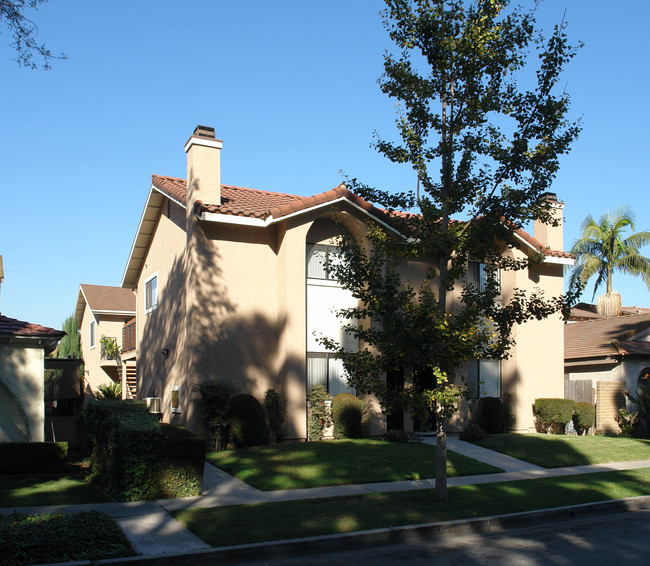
467 262 500 295
171 385 181 414
89 320 96 349
144 273 158 314
306 244 342 282
468 359 501 398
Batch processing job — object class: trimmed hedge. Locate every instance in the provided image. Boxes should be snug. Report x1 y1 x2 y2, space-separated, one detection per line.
0 442 68 474
227 394 269 448
534 398 575 434
573 402 595 435
331 393 364 439
83 399 204 500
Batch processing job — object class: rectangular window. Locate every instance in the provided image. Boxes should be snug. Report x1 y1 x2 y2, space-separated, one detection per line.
467 262 500 294
467 359 501 398
171 385 181 414
145 273 158 313
307 352 355 397
89 320 96 349
307 244 341 281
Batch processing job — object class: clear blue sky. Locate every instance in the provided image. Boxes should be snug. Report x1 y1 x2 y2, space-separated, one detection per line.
1 0 649 330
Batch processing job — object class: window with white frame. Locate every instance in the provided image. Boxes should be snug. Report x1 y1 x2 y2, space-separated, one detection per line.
467 359 501 398
307 352 355 397
467 262 500 294
306 244 342 282
89 320 96 349
171 385 181 413
145 273 158 313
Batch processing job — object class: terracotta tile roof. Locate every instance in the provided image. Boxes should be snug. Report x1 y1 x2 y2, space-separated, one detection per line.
151 175 566 257
0 313 65 338
514 227 573 259
80 284 136 313
565 313 650 361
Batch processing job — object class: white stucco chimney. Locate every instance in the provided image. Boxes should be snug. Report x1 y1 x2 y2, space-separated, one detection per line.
184 125 222 208
534 192 565 251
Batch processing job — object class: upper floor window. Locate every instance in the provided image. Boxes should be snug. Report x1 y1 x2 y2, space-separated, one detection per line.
468 359 501 398
307 244 341 281
467 262 500 294
145 273 158 313
89 320 96 349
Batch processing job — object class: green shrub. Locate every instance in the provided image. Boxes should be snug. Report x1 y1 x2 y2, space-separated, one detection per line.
193 379 233 450
534 398 575 434
573 402 595 435
264 388 286 444
227 394 269 448
459 423 486 442
622 381 650 437
307 385 331 441
0 442 68 474
331 393 364 439
476 397 506 434
82 400 203 500
383 429 421 443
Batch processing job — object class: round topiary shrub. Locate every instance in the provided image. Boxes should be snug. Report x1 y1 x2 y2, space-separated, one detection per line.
459 423 486 442
331 393 364 439
226 394 269 448
573 402 595 435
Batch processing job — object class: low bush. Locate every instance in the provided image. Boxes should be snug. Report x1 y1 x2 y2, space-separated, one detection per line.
264 388 286 444
82 400 203 500
573 402 595 435
331 393 364 439
475 397 506 434
383 429 422 443
227 394 269 448
459 423 486 442
193 379 232 450
307 385 331 441
0 442 67 474
534 398 575 434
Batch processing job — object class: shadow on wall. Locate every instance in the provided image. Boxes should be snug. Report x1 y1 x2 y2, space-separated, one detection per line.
139 218 304 438
0 348 37 441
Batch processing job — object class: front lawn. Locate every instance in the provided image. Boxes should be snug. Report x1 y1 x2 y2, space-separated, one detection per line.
0 511 135 566
207 439 502 490
474 434 650 468
174 467 650 547
0 475 111 508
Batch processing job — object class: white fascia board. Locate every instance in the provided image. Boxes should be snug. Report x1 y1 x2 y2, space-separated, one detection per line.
91 310 137 317
184 137 223 153
199 196 403 237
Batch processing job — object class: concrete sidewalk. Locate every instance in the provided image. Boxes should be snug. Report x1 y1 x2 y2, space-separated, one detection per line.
3 439 650 559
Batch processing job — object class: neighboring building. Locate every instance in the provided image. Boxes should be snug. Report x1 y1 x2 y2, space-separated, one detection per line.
569 302 650 322
86 125 573 438
0 314 65 442
565 313 650 433
74 284 136 397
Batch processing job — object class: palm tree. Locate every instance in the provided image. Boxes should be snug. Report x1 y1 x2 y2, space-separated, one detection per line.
570 206 650 315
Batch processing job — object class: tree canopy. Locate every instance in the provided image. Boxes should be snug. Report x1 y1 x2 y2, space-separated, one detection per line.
570 206 650 301
1 0 66 69
324 0 581 500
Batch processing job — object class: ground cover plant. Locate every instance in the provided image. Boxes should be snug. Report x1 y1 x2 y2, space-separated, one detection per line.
207 439 502 490
0 474 111 507
174 467 650 547
0 511 135 565
474 433 650 468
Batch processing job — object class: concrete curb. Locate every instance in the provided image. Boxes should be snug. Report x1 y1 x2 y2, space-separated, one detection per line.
49 494 650 566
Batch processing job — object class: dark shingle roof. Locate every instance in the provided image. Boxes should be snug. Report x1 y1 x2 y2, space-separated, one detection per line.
565 313 650 361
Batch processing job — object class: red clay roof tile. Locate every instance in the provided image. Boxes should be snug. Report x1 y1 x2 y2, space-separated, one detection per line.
0 314 65 338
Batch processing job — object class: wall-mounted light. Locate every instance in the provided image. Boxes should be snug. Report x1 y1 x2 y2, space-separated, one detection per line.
161 348 169 358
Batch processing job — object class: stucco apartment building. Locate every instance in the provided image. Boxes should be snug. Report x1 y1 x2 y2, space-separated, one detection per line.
77 125 573 439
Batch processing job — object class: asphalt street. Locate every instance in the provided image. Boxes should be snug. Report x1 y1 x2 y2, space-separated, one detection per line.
222 508 650 566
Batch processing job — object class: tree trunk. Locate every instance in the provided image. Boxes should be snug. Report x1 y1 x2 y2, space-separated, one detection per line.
435 417 448 501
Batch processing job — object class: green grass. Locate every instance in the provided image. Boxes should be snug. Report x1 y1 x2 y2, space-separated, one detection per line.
0 474 111 507
0 511 135 565
175 467 650 547
207 439 503 490
474 434 650 468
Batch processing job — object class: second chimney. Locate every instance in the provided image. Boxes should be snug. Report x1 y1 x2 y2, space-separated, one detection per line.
184 125 223 209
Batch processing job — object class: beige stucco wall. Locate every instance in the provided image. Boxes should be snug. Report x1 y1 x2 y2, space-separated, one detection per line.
0 342 45 442
78 303 128 396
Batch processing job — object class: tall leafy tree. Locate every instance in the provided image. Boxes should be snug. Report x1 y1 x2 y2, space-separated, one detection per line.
570 206 650 304
1 0 66 69
324 0 581 500
57 315 81 359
